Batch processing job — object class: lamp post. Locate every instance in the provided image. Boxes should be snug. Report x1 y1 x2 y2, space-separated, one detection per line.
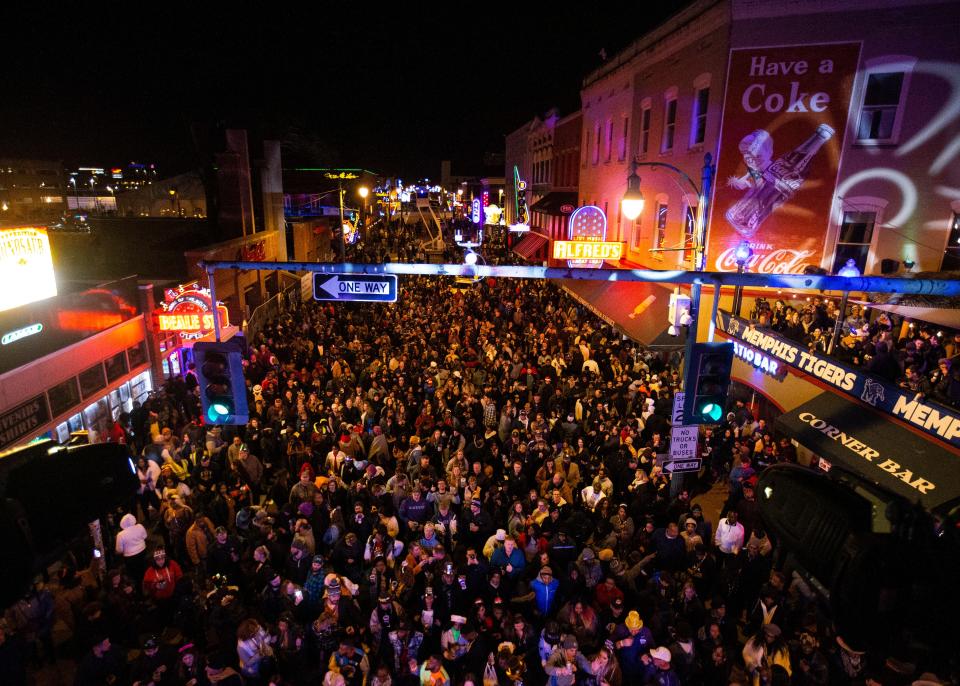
358 185 369 233
168 187 181 217
828 259 860 354
68 176 79 211
733 241 752 316
337 179 347 263
622 152 714 410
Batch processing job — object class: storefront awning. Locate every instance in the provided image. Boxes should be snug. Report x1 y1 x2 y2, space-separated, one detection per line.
529 192 578 216
775 392 960 513
512 232 549 260
560 279 677 347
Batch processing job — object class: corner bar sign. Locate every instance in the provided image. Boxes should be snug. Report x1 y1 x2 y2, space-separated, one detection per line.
313 274 398 303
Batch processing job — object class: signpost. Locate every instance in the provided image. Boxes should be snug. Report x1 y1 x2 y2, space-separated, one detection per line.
313 274 398 303
664 459 702 474
668 391 701 481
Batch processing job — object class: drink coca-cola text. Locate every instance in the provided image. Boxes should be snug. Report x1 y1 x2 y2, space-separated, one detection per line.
714 247 817 274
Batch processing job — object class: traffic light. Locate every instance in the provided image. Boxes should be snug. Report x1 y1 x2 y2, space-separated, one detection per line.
194 341 249 425
683 341 734 425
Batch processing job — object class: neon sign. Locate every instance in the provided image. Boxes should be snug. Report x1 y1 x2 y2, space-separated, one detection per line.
731 340 785 379
510 166 530 232
471 199 482 225
156 286 229 340
565 205 610 268
2 323 43 345
552 241 624 260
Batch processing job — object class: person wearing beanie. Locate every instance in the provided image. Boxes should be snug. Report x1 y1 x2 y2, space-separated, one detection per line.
544 634 591 686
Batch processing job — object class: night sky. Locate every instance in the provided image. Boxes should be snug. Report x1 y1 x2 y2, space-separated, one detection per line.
1 4 689 179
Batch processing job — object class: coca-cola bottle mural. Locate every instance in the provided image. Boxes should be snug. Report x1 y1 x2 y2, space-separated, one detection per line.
725 124 834 238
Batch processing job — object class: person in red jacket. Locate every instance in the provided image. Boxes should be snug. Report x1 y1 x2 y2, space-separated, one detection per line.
142 546 183 624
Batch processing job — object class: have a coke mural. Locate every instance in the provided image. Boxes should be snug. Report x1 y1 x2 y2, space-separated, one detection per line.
709 42 861 273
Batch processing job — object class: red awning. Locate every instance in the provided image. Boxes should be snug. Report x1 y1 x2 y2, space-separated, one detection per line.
560 279 678 346
512 232 549 260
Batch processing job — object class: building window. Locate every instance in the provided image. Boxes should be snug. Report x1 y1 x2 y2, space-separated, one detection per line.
619 115 629 161
832 210 876 273
631 217 642 250
691 87 709 146
682 204 696 263
639 105 652 156
857 72 905 142
605 119 614 162
653 201 668 259
662 97 678 153
593 122 601 164
942 212 960 271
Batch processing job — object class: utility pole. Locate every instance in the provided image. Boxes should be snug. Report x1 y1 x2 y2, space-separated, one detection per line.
338 179 346 263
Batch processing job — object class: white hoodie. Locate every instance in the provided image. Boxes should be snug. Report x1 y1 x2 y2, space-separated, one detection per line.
115 513 148 557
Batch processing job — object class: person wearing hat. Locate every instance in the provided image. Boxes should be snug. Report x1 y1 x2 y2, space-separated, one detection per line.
369 590 404 655
440 614 473 662
531 565 560 617
303 554 328 609
142 546 183 612
290 464 317 506
611 610 655 679
130 634 172 686
461 498 493 550
544 634 592 686
681 517 704 552
644 645 679 685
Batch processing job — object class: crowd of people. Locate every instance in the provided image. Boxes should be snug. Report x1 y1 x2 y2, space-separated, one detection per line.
2 266 951 686
751 296 960 407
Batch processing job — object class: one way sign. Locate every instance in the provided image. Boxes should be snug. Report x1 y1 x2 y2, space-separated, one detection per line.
313 274 398 303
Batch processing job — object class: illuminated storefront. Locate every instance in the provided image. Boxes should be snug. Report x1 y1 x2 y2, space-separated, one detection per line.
0 291 153 450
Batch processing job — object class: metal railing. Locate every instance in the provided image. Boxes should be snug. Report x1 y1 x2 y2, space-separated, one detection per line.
244 276 302 343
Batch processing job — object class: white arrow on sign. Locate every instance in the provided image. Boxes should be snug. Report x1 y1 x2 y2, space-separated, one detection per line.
663 459 701 474
320 275 343 299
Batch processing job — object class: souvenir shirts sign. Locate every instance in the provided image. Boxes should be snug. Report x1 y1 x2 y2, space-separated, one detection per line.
709 43 861 273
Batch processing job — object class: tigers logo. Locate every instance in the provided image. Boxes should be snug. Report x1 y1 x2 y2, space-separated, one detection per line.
726 318 741 336
861 379 885 406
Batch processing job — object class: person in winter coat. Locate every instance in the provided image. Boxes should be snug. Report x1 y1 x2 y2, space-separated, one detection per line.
115 513 149 583
185 513 217 572
489 536 526 580
142 547 183 623
531 566 561 617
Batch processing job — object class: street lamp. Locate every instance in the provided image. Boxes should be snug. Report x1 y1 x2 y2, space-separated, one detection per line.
733 240 752 316
168 187 182 217
621 161 645 221
621 153 715 492
68 176 79 210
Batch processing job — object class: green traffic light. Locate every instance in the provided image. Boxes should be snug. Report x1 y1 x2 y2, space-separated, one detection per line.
207 403 231 422
700 402 723 422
